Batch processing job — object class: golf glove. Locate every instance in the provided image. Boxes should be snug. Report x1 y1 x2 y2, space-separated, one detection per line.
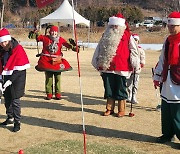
3 80 12 91
153 80 160 89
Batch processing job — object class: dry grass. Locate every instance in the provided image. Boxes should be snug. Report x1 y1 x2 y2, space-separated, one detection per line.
8 26 168 44
0 47 179 154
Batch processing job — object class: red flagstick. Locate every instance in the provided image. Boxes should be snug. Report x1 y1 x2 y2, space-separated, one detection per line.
72 1 86 154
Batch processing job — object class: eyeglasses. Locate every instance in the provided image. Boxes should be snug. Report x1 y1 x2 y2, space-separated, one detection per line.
134 38 139 42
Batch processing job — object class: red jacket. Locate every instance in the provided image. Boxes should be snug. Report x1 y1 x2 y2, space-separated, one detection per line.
36 35 72 72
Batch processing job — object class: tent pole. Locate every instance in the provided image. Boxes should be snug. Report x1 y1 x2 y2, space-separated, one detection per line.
87 26 90 49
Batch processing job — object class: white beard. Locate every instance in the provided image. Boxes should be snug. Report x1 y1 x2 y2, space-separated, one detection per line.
96 25 126 70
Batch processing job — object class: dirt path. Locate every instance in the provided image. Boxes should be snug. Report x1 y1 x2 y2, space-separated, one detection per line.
0 47 179 154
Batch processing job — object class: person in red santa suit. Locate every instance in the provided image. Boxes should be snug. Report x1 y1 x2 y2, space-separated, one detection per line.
36 25 76 100
153 11 180 143
0 28 30 132
92 13 139 117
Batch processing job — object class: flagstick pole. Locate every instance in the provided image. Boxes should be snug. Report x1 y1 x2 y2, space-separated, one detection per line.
71 1 86 154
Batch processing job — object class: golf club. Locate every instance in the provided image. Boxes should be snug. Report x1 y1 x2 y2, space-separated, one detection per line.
129 69 135 117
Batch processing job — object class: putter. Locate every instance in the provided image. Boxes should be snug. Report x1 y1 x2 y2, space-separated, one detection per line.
129 70 135 117
155 87 161 111
151 68 161 111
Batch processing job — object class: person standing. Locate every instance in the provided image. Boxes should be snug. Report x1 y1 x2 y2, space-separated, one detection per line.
0 28 30 132
92 13 139 117
36 25 76 100
127 34 145 104
153 11 180 143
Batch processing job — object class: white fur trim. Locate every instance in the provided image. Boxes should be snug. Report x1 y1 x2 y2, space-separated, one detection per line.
2 64 30 75
0 35 11 43
167 18 180 25
108 16 125 26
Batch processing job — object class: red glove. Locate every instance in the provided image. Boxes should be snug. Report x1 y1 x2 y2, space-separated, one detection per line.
153 80 160 89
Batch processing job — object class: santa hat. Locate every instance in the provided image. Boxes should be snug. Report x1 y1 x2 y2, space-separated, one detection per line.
108 13 125 26
0 28 11 43
49 26 59 33
132 33 140 41
167 11 180 25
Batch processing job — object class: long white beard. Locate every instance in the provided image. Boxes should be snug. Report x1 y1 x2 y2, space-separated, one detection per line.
97 25 126 70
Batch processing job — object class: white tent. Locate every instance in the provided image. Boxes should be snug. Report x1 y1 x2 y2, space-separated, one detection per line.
40 0 90 27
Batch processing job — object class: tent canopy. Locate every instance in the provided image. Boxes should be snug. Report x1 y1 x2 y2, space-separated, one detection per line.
40 0 90 27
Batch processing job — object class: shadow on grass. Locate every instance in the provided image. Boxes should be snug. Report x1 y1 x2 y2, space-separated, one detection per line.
0 102 179 150
26 89 157 112
20 115 180 150
0 112 159 145
24 115 157 143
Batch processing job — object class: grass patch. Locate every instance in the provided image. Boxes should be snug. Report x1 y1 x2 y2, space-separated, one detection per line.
21 140 145 154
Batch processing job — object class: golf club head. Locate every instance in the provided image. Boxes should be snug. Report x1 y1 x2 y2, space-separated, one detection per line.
129 112 135 117
36 54 41 57
156 104 161 111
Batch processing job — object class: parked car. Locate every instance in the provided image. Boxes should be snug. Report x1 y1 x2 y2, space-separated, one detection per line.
4 24 16 28
143 22 154 28
26 25 33 28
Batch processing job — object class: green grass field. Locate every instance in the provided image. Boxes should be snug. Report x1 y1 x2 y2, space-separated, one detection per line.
21 140 145 154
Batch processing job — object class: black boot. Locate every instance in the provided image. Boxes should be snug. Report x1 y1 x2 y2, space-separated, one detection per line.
156 135 173 143
13 121 21 132
0 118 14 126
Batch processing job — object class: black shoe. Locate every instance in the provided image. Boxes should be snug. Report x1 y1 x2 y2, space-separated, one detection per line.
156 135 172 143
0 118 14 126
13 121 21 132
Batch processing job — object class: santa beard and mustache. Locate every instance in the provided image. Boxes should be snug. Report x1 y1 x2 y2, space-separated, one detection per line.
96 25 126 70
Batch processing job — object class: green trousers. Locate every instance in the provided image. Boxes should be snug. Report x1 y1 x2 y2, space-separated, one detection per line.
45 71 61 94
101 73 128 100
161 99 180 140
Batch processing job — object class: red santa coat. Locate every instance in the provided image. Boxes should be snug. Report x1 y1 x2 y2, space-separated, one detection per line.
35 35 72 72
108 30 132 71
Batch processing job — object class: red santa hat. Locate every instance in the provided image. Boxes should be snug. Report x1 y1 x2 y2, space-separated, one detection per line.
49 26 59 33
132 33 140 41
108 13 125 26
167 11 180 25
0 28 11 43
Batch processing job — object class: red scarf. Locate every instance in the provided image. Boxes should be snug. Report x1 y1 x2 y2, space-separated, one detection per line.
167 32 180 65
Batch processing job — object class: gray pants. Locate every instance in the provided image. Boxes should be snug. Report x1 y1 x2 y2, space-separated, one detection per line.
4 96 21 122
126 73 139 103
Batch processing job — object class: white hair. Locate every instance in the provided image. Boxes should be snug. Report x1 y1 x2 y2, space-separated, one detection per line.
97 25 126 70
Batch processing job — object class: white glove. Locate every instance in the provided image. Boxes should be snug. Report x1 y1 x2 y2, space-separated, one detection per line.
0 82 3 94
3 80 12 91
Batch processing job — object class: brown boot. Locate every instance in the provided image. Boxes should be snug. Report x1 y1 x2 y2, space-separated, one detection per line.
103 98 115 116
117 100 126 117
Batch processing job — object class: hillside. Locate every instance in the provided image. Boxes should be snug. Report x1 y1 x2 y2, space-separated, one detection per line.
1 0 179 29
2 0 179 16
